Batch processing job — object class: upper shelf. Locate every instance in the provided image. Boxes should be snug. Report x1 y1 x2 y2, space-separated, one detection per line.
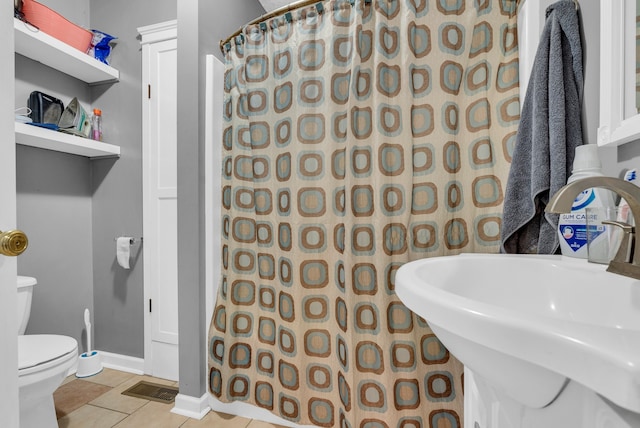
15 122 120 159
14 18 119 85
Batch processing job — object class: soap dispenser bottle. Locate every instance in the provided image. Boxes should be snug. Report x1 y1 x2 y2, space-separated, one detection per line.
557 144 616 258
91 108 102 141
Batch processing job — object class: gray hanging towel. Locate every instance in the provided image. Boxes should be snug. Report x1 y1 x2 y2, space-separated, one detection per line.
501 0 584 254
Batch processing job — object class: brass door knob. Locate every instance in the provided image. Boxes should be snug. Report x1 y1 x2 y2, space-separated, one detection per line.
0 229 28 256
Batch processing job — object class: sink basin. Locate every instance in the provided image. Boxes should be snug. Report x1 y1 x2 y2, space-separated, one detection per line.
396 254 640 412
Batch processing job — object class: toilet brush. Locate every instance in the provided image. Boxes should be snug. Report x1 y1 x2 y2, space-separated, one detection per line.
84 308 92 354
76 308 102 377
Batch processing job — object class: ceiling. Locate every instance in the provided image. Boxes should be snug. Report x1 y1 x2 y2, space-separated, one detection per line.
258 0 294 13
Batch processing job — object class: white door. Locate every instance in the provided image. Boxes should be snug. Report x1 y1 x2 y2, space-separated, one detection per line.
1 6 20 426
140 22 179 381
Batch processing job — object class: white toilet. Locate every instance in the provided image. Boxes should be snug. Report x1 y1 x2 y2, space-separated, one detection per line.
17 276 78 428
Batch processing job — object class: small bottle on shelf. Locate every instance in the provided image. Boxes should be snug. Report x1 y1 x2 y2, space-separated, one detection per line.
91 108 103 141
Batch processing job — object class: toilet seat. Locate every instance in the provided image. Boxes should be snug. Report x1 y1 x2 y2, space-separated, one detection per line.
19 334 78 375
18 335 78 428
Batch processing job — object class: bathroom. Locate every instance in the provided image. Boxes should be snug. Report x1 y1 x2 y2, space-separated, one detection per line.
2 0 639 426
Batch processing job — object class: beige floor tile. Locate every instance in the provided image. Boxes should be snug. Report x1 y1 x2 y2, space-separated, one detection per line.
136 374 177 386
180 410 252 427
57 404 127 428
113 401 188 428
246 419 288 428
54 379 113 419
89 374 179 414
82 367 137 387
88 375 150 414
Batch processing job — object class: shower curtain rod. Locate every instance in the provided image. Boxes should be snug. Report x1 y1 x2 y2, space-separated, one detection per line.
219 0 327 52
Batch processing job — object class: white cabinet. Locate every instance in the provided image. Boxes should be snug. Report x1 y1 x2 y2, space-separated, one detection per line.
139 20 179 381
598 0 640 147
13 18 120 158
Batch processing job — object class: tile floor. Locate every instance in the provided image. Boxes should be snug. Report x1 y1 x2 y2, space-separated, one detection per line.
53 368 286 428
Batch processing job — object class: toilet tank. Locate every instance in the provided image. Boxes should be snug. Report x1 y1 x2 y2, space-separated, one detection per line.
17 276 37 335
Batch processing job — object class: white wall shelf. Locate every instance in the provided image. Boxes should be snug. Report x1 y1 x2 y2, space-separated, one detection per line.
15 122 120 159
14 18 119 85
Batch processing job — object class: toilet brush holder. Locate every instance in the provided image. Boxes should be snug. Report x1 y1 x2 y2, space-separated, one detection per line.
76 350 102 378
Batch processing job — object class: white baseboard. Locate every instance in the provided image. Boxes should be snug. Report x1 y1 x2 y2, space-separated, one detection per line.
172 393 210 420
99 350 145 375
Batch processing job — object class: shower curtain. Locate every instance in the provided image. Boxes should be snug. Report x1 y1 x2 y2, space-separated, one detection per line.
209 0 520 426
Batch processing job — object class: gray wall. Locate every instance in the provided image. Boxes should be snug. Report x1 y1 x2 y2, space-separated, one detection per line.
89 0 176 358
579 0 600 148
15 0 93 350
177 0 265 398
17 146 93 348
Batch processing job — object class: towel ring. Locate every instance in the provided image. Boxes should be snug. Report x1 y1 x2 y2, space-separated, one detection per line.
572 0 579 10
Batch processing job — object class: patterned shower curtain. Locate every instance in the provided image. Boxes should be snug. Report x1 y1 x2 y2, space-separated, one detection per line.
209 1 520 426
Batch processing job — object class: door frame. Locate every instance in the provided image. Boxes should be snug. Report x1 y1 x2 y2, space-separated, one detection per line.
1 7 19 426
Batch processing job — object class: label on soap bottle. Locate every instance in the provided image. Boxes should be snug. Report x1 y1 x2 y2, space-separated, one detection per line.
558 188 603 254
558 212 603 252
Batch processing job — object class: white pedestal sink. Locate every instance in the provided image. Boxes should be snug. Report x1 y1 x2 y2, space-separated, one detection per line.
396 254 640 428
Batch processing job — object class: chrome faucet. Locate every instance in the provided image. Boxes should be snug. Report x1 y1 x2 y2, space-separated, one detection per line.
546 176 640 280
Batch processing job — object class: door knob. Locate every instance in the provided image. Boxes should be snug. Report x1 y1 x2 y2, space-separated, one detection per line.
0 229 28 256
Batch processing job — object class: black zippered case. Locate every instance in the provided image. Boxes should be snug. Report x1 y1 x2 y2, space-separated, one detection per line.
28 91 64 124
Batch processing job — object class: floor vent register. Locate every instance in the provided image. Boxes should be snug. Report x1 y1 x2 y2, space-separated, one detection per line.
121 381 179 404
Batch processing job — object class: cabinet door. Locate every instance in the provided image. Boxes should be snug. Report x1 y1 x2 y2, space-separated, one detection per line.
142 34 178 381
1 5 19 426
